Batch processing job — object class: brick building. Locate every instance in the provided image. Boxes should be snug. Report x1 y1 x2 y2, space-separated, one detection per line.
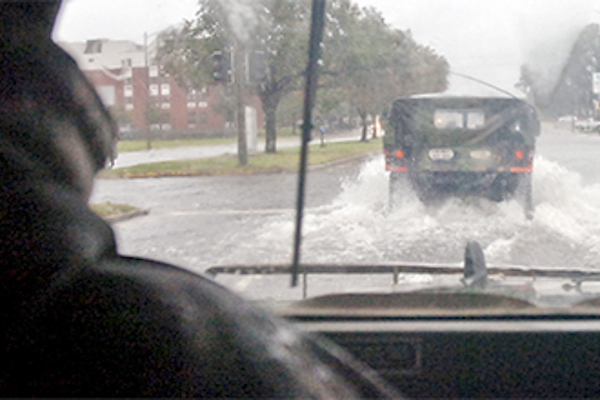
59 38 262 138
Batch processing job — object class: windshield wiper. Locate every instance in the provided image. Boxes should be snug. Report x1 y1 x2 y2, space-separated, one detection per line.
208 239 600 300
291 0 327 287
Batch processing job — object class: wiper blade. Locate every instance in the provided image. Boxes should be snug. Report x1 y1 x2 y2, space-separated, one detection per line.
207 262 600 279
207 262 600 300
291 0 327 288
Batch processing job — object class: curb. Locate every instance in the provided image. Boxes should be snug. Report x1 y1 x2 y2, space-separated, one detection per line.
105 209 149 223
309 151 379 171
104 151 380 179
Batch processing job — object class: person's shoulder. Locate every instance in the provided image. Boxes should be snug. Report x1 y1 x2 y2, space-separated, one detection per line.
30 256 357 398
51 256 227 311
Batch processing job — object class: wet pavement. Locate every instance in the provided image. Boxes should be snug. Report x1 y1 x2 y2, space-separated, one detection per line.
91 123 600 299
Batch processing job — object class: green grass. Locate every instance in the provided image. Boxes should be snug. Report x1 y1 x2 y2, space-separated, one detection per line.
118 137 236 152
100 138 381 179
90 202 138 218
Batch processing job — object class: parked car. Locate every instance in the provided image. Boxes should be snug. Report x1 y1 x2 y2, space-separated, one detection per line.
575 117 600 131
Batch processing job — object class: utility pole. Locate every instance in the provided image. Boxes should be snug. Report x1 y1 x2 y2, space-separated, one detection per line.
211 45 247 165
233 43 248 166
143 32 152 150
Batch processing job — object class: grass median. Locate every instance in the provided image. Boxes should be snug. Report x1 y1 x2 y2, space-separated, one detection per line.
118 137 236 152
90 201 140 218
100 138 382 179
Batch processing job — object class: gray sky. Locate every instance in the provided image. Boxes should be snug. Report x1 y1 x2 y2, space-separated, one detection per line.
358 0 600 94
54 0 198 42
53 0 600 95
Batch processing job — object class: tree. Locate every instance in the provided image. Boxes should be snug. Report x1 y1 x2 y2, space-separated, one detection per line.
144 105 169 129
276 89 303 133
107 106 132 129
159 0 312 154
321 1 449 141
252 0 312 152
159 0 448 150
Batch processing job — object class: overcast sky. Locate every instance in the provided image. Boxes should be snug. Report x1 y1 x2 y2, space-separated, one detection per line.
53 0 600 95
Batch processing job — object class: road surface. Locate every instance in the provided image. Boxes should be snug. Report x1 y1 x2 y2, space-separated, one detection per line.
91 123 600 299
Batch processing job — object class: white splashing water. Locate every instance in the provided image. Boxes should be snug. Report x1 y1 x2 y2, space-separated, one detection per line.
230 155 600 270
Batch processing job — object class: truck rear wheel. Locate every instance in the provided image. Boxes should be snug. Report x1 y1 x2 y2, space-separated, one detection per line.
388 172 407 211
515 172 533 219
489 173 519 202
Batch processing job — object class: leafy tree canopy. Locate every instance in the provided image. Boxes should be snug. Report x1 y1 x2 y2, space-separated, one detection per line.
158 0 449 148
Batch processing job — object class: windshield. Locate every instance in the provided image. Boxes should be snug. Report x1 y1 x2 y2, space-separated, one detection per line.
54 0 600 309
434 110 485 130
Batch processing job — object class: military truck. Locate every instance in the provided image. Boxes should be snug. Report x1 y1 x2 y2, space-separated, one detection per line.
384 95 540 218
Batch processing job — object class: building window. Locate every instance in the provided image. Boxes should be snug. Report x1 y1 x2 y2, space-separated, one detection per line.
149 65 159 77
161 102 171 109
124 85 133 97
187 101 196 108
149 84 159 96
124 68 132 78
198 101 208 108
161 84 170 96
198 87 208 99
188 111 197 126
84 39 103 54
198 111 208 125
161 123 171 131
125 103 134 111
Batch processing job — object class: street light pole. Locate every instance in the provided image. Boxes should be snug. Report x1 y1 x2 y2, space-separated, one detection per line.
143 31 152 150
233 42 248 166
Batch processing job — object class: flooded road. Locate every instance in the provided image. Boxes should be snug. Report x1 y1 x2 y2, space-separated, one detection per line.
92 123 600 299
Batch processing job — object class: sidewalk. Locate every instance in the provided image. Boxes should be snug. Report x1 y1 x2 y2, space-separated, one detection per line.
111 128 363 169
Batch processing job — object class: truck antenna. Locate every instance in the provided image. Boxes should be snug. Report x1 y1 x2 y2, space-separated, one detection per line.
450 71 520 100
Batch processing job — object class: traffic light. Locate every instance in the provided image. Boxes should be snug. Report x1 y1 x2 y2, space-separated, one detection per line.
211 50 231 83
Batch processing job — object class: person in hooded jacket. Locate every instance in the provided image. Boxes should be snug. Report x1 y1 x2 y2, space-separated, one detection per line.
0 2 400 398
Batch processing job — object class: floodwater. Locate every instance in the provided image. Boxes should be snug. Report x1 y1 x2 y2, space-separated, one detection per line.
104 125 600 300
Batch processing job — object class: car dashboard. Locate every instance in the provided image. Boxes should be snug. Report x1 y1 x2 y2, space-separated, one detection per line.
211 261 600 398
287 308 600 398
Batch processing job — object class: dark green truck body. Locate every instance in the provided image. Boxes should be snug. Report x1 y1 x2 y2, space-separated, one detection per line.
384 96 540 216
